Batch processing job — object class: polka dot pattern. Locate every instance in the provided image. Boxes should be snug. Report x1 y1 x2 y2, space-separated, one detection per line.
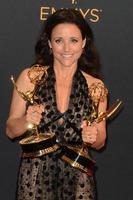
16 67 96 199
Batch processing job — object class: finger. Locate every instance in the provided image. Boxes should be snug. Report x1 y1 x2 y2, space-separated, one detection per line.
84 135 96 144
27 105 44 114
26 115 41 125
27 119 40 125
31 105 43 112
26 111 42 122
81 120 88 128
34 104 45 112
31 112 42 120
27 106 37 113
38 104 45 112
27 105 34 112
90 121 97 127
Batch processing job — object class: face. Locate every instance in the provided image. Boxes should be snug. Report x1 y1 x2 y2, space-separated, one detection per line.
49 23 86 68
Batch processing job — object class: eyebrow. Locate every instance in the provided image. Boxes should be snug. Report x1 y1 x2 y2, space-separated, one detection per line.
53 36 80 39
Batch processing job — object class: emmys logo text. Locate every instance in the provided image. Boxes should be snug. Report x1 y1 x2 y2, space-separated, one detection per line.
40 7 102 23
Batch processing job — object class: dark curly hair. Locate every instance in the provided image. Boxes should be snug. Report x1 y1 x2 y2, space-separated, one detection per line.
35 8 101 77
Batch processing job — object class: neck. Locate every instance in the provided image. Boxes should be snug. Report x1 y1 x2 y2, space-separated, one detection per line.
54 64 77 80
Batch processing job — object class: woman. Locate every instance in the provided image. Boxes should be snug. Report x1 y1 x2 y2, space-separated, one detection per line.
6 9 107 200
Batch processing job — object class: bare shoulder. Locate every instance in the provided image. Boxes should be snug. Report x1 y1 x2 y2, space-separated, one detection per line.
81 71 104 86
15 64 48 92
82 71 108 103
15 68 34 92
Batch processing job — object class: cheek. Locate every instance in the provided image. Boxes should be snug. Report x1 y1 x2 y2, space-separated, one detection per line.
52 45 62 53
74 46 83 56
74 43 84 52
74 48 83 60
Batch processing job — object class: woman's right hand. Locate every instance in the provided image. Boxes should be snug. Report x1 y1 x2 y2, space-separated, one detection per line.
26 104 44 126
6 69 46 139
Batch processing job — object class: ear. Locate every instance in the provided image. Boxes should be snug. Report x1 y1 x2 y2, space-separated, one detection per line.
48 40 52 48
82 38 86 48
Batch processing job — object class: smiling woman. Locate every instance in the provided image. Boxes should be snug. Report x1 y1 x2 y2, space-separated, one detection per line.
6 8 107 200
48 23 86 69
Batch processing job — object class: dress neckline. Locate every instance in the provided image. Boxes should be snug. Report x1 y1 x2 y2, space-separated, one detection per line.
51 66 77 115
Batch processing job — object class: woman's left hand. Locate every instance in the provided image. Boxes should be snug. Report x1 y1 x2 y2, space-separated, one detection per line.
81 120 98 145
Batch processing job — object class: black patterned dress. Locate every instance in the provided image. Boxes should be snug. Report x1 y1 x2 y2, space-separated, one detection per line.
16 67 96 200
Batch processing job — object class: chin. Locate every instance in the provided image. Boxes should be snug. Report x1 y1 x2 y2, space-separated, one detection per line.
61 60 78 68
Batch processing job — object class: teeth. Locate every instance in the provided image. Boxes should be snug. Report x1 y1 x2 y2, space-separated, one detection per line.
62 54 72 58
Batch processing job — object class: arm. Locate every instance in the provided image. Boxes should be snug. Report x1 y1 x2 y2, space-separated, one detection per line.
91 96 107 149
6 68 44 139
81 75 108 150
81 97 107 150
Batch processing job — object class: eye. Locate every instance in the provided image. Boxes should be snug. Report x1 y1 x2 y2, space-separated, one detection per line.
71 38 78 43
55 38 62 44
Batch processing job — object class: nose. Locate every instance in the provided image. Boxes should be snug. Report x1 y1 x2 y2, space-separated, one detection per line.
63 41 70 52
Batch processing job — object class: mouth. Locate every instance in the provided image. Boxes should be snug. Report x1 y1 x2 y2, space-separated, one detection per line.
62 54 73 58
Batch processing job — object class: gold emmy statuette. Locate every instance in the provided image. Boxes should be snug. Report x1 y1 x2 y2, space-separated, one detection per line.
11 64 59 157
60 82 123 175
